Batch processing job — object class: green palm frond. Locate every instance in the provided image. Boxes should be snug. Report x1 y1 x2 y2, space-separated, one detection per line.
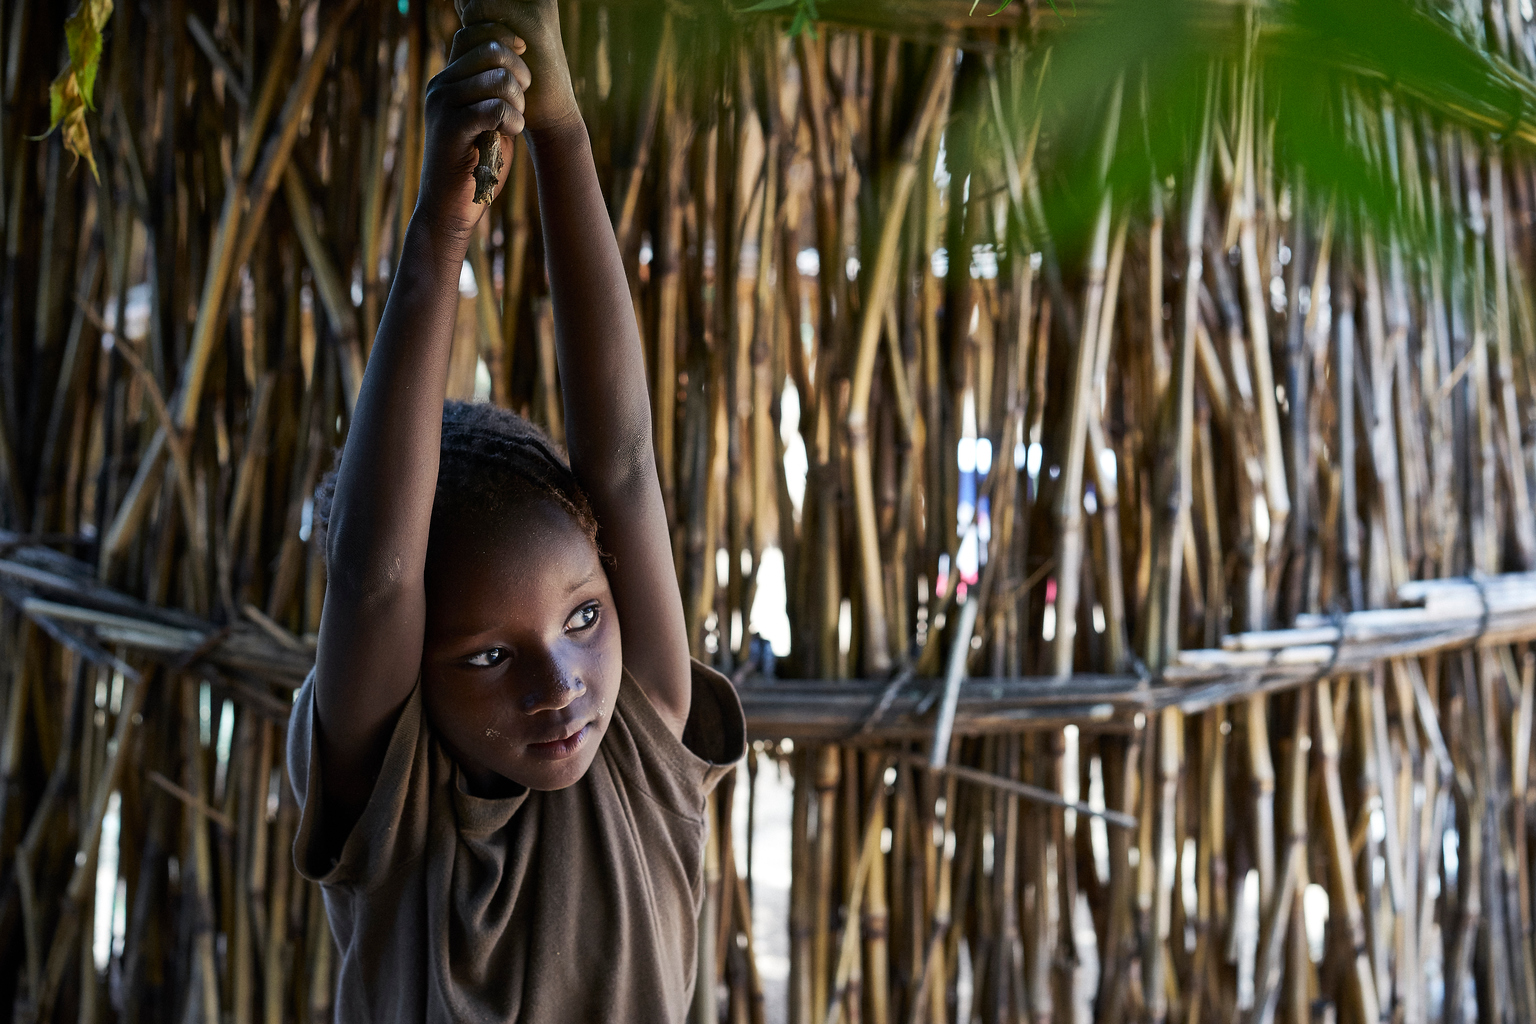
978 0 1536 257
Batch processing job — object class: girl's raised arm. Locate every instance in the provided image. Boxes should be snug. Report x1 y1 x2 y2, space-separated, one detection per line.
312 28 529 823
467 0 694 735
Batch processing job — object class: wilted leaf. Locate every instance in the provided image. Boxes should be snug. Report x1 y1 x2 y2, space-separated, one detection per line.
39 0 113 181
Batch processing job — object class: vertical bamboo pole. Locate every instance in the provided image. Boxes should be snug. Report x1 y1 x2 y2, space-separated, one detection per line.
1487 154 1536 568
695 789 720 1024
1052 79 1123 679
813 745 842 1024
1252 686 1310 1024
748 80 782 646
181 678 221 1024
264 767 294 1024
1139 71 1214 1024
1232 11 1290 566
862 753 890 1024
1316 677 1383 1024
1334 241 1365 612
791 749 816 1024
846 45 953 677
1462 135 1500 575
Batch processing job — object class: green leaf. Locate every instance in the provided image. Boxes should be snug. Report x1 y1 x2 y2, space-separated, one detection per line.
741 0 818 36
48 74 71 130
64 0 112 110
37 0 112 181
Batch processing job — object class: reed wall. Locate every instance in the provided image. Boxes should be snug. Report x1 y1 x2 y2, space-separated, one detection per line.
2 1 1536 1022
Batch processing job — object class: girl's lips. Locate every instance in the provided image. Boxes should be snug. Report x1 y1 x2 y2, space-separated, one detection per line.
525 722 592 760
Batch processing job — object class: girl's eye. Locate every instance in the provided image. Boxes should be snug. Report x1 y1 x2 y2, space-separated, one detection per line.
465 647 507 668
564 603 600 633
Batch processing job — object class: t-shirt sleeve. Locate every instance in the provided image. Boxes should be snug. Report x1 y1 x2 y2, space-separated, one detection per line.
287 671 434 889
680 661 748 790
606 659 747 817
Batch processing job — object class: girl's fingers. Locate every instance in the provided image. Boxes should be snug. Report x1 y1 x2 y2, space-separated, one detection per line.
447 21 523 64
465 96 525 141
433 67 526 119
438 39 532 94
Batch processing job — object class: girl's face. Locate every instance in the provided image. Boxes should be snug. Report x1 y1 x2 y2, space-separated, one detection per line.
420 497 621 793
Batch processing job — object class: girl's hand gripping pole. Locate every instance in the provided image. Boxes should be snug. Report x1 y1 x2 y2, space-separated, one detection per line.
454 0 507 205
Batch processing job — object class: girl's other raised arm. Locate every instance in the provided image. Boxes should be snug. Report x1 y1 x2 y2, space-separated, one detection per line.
463 0 694 735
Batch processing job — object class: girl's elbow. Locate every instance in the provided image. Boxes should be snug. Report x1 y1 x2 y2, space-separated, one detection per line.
323 543 420 611
575 431 656 496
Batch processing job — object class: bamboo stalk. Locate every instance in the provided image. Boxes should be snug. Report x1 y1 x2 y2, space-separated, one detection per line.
1230 16 1291 568
1052 80 1123 681
862 752 891 1024
178 0 361 431
181 677 222 1024
813 745 841 1024
1140 71 1215 1024
1316 677 1383 1023
825 758 891 1024
613 15 673 255
1250 686 1310 1024
846 45 953 677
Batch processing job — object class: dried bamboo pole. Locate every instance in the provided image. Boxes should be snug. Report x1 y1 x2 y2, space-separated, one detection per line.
846 45 953 678
909 774 957 1024
613 15 673 255
178 0 361 431
1487 154 1536 569
812 745 841 1024
790 749 816 1024
180 677 222 1024
1316 676 1383 1023
1051 79 1122 679
824 759 890 1024
1249 686 1309 1024
1230 11 1291 569
1141 69 1215 1024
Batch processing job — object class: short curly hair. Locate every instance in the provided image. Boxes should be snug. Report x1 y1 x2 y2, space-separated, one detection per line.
314 401 600 562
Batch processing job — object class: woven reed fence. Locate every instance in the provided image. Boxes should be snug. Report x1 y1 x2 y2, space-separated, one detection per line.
3 0 1536 1022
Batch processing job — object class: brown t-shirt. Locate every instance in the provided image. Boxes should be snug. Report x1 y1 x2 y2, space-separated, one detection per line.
288 661 746 1023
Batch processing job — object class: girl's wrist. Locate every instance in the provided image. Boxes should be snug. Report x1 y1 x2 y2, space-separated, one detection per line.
404 207 476 272
524 114 589 162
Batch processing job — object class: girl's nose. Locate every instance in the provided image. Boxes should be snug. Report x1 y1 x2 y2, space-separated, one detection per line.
518 651 585 714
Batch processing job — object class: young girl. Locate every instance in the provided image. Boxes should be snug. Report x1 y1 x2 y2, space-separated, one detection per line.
286 2 745 1019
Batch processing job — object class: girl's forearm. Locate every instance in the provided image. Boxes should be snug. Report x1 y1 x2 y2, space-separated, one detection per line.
310 22 533 819
527 122 655 493
325 220 466 597
525 119 692 723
